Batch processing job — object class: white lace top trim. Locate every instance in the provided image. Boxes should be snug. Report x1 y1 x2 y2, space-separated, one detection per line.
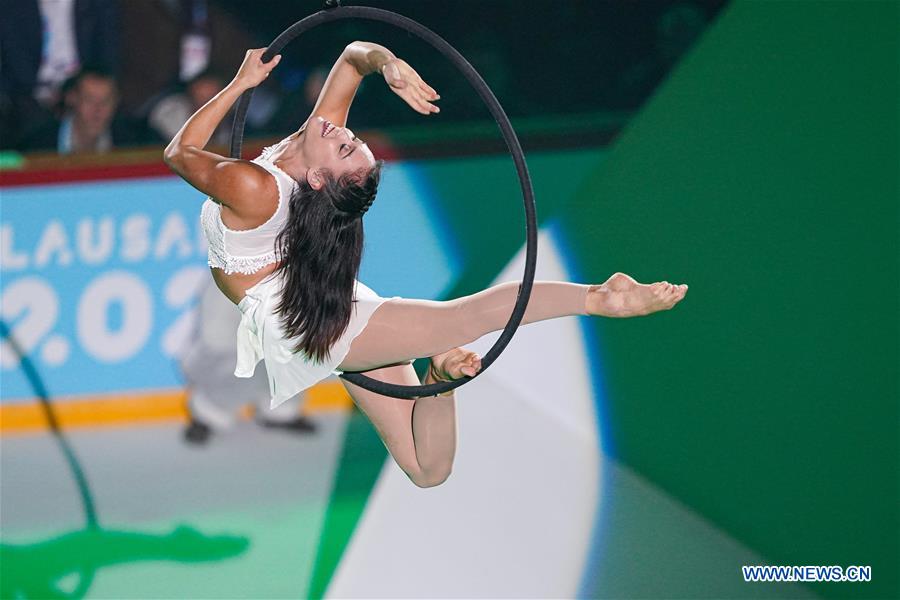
200 144 296 275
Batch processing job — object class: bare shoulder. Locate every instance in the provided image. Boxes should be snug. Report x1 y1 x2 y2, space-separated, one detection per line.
164 144 278 216
211 159 276 203
213 159 280 227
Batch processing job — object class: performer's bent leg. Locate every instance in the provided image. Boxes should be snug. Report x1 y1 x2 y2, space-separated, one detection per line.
338 280 590 372
341 362 456 488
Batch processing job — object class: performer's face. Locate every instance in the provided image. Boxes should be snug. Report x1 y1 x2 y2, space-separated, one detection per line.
296 116 375 183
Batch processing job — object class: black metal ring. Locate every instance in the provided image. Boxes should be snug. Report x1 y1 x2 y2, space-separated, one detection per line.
229 5 537 399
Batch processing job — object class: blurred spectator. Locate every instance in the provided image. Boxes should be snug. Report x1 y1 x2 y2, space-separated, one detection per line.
118 0 254 116
19 67 137 153
180 279 316 446
303 67 328 110
147 69 231 147
0 0 119 148
265 66 328 135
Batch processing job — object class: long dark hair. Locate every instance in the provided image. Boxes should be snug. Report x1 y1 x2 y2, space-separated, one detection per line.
272 161 384 363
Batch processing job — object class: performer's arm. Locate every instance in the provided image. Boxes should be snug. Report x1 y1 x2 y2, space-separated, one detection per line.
310 41 441 125
310 41 392 127
163 49 281 206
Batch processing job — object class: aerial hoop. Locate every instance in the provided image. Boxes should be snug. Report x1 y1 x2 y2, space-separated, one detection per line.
229 3 538 399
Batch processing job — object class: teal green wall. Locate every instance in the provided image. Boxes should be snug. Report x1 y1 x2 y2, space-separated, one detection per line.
562 2 898 598
417 148 606 297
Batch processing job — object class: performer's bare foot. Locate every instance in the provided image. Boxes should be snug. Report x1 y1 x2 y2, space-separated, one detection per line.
586 272 688 318
429 347 482 381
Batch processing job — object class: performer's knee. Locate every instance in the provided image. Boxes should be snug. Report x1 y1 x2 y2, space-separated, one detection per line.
409 463 453 488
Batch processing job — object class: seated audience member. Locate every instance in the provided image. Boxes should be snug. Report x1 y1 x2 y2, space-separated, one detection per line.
0 0 119 148
19 67 136 153
147 70 231 147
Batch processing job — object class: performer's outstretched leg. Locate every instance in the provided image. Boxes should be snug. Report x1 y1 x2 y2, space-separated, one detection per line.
339 280 590 372
338 274 687 372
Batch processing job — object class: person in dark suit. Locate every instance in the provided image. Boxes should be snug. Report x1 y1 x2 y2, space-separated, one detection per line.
0 0 119 148
19 67 138 153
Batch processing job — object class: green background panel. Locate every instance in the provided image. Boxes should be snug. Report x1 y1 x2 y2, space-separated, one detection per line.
562 2 898 598
416 148 606 296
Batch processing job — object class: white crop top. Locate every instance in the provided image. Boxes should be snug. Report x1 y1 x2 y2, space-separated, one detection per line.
200 148 297 275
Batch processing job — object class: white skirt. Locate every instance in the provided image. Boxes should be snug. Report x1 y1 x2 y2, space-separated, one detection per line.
235 273 399 409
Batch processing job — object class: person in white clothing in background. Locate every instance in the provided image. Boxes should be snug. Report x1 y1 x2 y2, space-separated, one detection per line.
179 277 315 445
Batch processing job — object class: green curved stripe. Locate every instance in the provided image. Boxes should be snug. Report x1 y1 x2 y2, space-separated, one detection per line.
307 408 387 599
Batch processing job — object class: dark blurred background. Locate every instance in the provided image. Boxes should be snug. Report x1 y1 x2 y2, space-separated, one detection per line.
0 0 727 154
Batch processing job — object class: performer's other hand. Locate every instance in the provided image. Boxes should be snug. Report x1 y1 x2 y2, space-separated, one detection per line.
382 58 441 115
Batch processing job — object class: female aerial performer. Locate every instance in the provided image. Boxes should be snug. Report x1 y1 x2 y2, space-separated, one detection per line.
164 44 688 488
